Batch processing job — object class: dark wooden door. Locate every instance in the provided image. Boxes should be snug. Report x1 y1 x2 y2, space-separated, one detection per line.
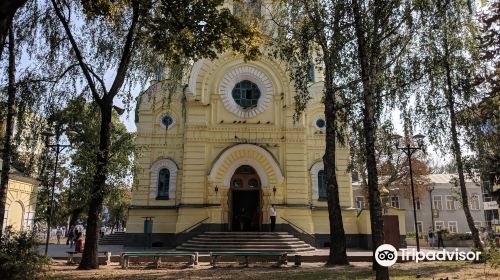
383 215 401 250
230 165 262 231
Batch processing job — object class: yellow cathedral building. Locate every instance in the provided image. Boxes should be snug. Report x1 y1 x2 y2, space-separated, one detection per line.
126 1 406 249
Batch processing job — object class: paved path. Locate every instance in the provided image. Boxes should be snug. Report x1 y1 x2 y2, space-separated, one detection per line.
37 244 473 258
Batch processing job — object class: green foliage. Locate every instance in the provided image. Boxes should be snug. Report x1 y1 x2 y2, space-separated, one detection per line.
106 187 131 230
445 233 473 241
53 97 137 220
145 0 262 64
482 239 500 271
0 227 50 280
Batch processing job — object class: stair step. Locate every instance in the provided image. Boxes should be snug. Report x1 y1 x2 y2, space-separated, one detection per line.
176 246 315 252
98 231 126 245
196 235 296 238
202 232 289 234
183 243 309 249
187 240 305 245
176 231 315 253
193 238 299 242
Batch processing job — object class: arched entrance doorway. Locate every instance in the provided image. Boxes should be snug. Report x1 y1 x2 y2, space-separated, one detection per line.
229 165 262 232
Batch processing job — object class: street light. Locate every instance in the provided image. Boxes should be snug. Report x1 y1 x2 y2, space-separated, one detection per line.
392 133 425 252
428 184 435 233
42 127 72 256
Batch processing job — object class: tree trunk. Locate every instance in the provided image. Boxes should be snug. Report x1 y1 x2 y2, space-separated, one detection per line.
443 36 482 250
352 0 389 277
0 25 16 237
363 91 388 280
323 64 349 265
0 0 27 60
68 207 83 229
78 102 113 269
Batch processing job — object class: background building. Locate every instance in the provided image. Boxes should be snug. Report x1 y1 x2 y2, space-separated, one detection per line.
353 174 490 234
0 159 38 232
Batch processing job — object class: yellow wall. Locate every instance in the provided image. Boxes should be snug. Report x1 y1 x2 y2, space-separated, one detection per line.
3 175 38 232
128 53 370 236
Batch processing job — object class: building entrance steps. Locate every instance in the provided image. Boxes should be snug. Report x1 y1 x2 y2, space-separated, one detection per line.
176 232 316 253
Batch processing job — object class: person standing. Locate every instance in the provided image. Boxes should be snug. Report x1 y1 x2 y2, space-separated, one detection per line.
427 227 435 249
56 227 63 244
269 204 276 232
100 225 106 238
437 228 445 249
67 226 75 248
75 232 84 253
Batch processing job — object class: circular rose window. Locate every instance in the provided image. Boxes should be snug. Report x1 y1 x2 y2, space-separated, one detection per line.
160 114 175 129
232 80 261 108
219 66 273 118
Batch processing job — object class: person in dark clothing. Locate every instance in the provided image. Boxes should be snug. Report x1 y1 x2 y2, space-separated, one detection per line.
437 229 445 249
67 226 75 248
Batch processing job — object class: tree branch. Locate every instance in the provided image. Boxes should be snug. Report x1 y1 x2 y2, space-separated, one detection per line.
108 0 140 99
50 0 103 105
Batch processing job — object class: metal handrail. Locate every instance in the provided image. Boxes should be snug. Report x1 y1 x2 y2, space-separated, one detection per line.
179 217 209 234
280 217 316 242
357 208 364 217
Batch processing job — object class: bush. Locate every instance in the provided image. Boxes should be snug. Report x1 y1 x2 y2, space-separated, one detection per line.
482 239 500 273
405 232 424 239
0 227 50 280
445 233 472 241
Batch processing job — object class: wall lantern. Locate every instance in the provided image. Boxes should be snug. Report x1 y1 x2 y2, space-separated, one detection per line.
215 185 219 196
272 186 277 196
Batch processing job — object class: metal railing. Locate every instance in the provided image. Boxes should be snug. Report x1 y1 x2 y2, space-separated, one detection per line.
280 217 316 244
179 217 209 234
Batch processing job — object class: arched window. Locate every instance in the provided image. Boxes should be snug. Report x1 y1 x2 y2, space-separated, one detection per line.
310 160 325 201
150 158 178 200
318 170 327 200
157 168 170 199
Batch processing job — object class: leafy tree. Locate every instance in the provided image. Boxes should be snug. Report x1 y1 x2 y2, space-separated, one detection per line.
349 1 423 278
353 123 431 207
463 1 499 203
0 0 28 59
414 0 484 249
44 0 260 268
0 25 17 238
269 0 352 265
106 187 131 233
55 97 136 231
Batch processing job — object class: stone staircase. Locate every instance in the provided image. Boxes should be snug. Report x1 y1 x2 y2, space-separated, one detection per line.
98 231 125 245
176 232 316 252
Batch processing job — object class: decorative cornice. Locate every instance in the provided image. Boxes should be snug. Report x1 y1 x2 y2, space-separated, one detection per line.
129 203 221 210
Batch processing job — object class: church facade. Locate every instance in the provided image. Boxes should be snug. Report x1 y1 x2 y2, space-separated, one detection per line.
125 51 406 249
125 2 406 249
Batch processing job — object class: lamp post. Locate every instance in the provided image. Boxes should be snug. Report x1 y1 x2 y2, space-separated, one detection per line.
428 184 435 233
392 133 425 252
42 127 72 256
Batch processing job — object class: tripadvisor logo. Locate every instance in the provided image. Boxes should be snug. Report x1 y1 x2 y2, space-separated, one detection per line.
375 244 482 267
375 244 398 267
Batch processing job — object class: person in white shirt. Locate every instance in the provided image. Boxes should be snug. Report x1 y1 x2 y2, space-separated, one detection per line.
100 225 106 238
269 204 276 232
